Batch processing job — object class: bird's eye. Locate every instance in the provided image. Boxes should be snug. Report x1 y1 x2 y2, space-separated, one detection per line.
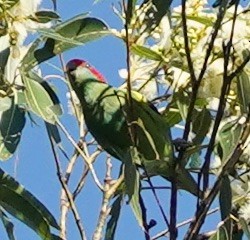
85 63 90 68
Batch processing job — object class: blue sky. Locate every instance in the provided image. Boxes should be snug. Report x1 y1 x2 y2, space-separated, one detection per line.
1 0 247 239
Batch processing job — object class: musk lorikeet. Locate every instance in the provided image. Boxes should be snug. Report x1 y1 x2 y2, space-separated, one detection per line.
66 59 198 196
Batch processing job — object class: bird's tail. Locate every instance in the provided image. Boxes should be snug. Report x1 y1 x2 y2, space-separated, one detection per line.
143 159 200 196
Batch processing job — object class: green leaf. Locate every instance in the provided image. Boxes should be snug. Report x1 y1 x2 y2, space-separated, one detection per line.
31 11 60 23
22 73 62 124
0 168 59 239
0 99 25 161
0 0 19 13
186 15 213 26
131 45 163 61
185 144 207 168
172 14 214 27
105 195 123 240
124 147 143 228
0 208 15 240
192 108 212 144
0 47 10 70
237 71 250 113
45 122 61 144
175 90 189 121
219 176 232 220
162 105 182 127
126 0 137 24
219 176 232 235
37 28 84 46
188 152 202 169
209 224 229 240
218 118 243 162
22 16 109 71
0 97 12 112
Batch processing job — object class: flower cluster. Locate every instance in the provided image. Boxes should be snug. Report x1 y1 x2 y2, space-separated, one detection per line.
118 0 250 105
0 0 51 87
117 1 172 100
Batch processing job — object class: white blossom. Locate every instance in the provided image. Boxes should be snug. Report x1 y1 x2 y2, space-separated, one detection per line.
238 198 250 222
171 67 190 90
5 46 29 85
118 62 159 100
198 58 225 98
118 68 128 80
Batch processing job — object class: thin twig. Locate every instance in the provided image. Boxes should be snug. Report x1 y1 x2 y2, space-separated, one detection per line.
152 191 248 240
139 194 150 240
57 120 104 191
46 124 87 240
151 207 219 240
73 150 102 199
145 178 170 229
93 158 124 240
169 181 177 240
60 150 80 235
93 157 113 240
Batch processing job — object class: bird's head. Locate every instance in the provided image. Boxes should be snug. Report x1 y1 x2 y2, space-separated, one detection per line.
66 59 106 86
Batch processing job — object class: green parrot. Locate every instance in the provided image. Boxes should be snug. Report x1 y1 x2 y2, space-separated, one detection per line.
66 59 198 196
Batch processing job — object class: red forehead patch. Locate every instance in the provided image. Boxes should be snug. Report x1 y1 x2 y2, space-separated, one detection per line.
67 59 107 83
71 59 86 67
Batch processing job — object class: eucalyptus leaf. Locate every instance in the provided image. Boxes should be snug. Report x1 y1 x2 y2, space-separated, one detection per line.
31 11 60 23
37 28 83 46
188 152 202 169
172 14 213 26
105 195 123 240
237 71 250 114
239 218 250 239
192 108 212 145
22 73 62 124
219 176 232 236
218 118 243 162
162 105 182 127
22 15 109 71
45 122 61 144
126 0 137 24
0 47 10 71
0 208 15 240
0 96 12 112
209 224 229 240
131 45 163 61
0 99 25 161
175 90 189 121
0 168 59 239
187 15 214 26
124 147 143 228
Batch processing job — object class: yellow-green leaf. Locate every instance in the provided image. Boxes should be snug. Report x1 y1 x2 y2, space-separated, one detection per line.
22 74 61 124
